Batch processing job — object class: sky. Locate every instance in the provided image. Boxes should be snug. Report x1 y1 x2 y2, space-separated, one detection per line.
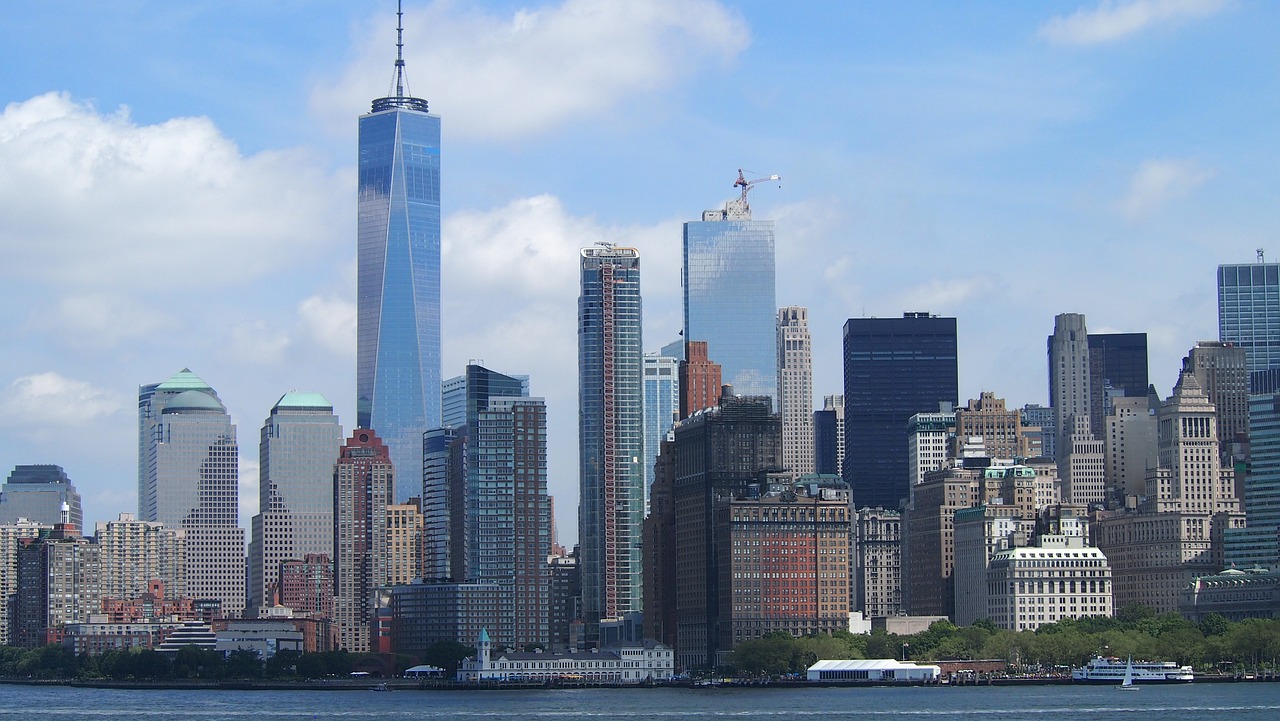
1 0 1277 545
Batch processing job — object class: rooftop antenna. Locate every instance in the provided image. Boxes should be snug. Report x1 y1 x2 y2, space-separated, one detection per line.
1259 248 1266 263
372 0 430 113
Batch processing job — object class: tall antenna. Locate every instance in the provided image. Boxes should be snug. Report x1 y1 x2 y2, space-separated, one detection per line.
371 0 430 113
394 0 406 99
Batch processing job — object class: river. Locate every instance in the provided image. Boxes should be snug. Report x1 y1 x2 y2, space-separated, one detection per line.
0 681 1276 720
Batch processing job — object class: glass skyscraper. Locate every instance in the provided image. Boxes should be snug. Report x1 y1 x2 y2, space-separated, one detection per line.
1219 262 1280 376
578 245 644 642
843 313 959 509
356 21 441 502
0 465 81 529
642 353 679 510
682 201 777 405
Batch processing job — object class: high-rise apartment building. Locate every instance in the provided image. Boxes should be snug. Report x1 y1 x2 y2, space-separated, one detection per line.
814 394 845 476
249 392 342 612
12 521 101 649
0 465 81 528
777 306 814 475
1219 261 1280 378
578 245 644 642
0 518 46 645
95 513 185 602
386 498 424 586
682 185 777 404
356 10 442 500
642 353 680 508
843 313 959 509
333 429 394 652
138 369 244 616
679 341 722 419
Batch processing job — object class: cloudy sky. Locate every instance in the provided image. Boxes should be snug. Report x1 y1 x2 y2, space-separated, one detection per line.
1 0 1275 543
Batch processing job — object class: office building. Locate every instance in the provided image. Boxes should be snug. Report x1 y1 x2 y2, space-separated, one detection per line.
249 392 342 612
1088 332 1150 413
1060 414 1106 507
843 313 959 509
777 306 814 475
95 513 186 603
643 353 680 507
549 550 583 652
137 369 244 616
1184 341 1249 449
814 394 845 476
986 532 1113 632
682 183 777 404
952 504 1031 626
0 518 47 645
679 340 723 419
333 429 394 652
0 465 81 528
1021 404 1054 461
578 245 644 642
955 393 1028 460
1104 395 1157 500
853 507 902 618
385 580 512 651
1094 371 1246 612
1225 393 1280 570
907 409 956 487
1218 260 1280 377
421 426 460 582
642 436 677 649
356 10 442 500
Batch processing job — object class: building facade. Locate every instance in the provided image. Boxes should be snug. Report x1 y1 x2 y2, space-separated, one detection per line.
0 519 47 645
249 392 342 612
679 340 723 419
843 313 959 510
333 429 394 652
1225 393 1280 569
1185 341 1249 450
643 353 680 509
777 306 815 476
0 465 81 528
907 409 957 488
138 369 244 616
356 26 442 501
682 191 777 405
95 513 185 603
853 507 902 618
578 245 644 643
813 394 845 476
1218 261 1280 377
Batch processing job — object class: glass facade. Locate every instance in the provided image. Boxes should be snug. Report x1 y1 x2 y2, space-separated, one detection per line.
682 213 777 405
357 102 442 502
842 314 958 510
0 465 81 528
1219 262 1280 375
642 354 679 511
1226 393 1280 569
578 246 644 639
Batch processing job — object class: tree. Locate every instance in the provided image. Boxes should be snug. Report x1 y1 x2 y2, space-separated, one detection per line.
1199 613 1230 637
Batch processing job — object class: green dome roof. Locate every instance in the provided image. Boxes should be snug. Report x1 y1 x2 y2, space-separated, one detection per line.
156 368 213 393
162 390 225 413
273 391 334 412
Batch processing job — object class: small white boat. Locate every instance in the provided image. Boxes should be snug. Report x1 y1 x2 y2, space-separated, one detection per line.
1116 657 1139 691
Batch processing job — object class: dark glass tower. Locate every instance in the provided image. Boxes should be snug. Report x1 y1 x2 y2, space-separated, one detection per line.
842 313 958 509
578 245 644 643
1219 262 1280 375
357 7 441 500
1087 333 1149 399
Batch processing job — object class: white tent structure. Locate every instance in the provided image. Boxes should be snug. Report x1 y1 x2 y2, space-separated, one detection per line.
807 659 941 683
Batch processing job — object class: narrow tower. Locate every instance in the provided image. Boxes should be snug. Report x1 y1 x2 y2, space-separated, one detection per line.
357 2 442 500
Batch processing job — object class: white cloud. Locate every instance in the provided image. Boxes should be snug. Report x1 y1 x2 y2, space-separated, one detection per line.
1120 158 1214 218
312 0 749 140
298 294 357 359
34 294 175 350
1039 0 1228 45
0 372 127 427
893 277 1002 313
0 92 348 290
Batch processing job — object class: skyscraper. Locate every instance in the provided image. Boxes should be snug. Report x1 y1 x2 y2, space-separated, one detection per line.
682 181 777 404
678 340 722 419
1226 393 1280 569
642 353 679 508
248 392 343 611
0 464 81 528
842 313 959 509
813 394 845 476
1048 313 1093 453
356 7 442 500
578 245 644 642
138 369 244 616
333 429 393 652
777 306 814 475
1218 260 1280 377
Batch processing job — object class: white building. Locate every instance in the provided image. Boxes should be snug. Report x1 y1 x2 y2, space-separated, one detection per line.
457 629 673 684
907 409 955 486
985 535 1113 632
807 659 941 682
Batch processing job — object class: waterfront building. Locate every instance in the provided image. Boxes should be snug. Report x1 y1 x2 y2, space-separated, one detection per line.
0 518 48 645
95 513 186 602
333 429 394 652
843 313 958 509
1094 371 1246 612
952 504 1030 626
1180 567 1280 622
0 465 81 528
985 532 1113 632
356 9 442 499
385 580 511 650
682 185 777 404
137 369 244 616
907 407 956 487
548 549 582 652
248 392 342 612
853 507 902 618
813 394 845 476
578 245 644 643
457 629 674 684
777 306 814 475
642 353 680 507
1218 260 1280 377
679 340 723 419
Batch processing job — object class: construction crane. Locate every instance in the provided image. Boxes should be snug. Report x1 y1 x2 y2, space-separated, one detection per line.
730 168 781 217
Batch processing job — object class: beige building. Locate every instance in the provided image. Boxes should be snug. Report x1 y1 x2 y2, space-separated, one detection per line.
1105 395 1157 500
777 307 815 476
1060 415 1106 507
1094 371 1246 613
386 499 424 586
952 505 1030 626
986 533 1113 632
1184 341 1249 450
907 408 955 487
955 392 1029 459
853 507 902 618
95 513 186 602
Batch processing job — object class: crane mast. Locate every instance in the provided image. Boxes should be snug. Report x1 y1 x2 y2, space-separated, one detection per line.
727 168 781 218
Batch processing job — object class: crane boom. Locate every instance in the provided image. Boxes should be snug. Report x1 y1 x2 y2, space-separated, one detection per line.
728 168 781 218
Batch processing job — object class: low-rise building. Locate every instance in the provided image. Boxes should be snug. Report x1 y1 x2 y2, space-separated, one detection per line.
807 658 941 683
1179 567 1280 622
985 535 1113 632
457 629 673 684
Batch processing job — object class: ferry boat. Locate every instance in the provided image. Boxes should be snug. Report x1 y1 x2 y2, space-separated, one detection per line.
1071 656 1194 684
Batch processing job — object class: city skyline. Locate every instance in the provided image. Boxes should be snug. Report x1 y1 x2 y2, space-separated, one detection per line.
2 1 1276 544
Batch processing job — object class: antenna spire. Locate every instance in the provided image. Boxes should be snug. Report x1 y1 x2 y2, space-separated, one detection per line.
371 0 430 113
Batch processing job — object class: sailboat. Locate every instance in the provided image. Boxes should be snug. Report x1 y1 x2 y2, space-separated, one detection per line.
1117 657 1139 691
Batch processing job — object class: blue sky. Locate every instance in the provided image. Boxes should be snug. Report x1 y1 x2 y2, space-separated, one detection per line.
1 0 1275 543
